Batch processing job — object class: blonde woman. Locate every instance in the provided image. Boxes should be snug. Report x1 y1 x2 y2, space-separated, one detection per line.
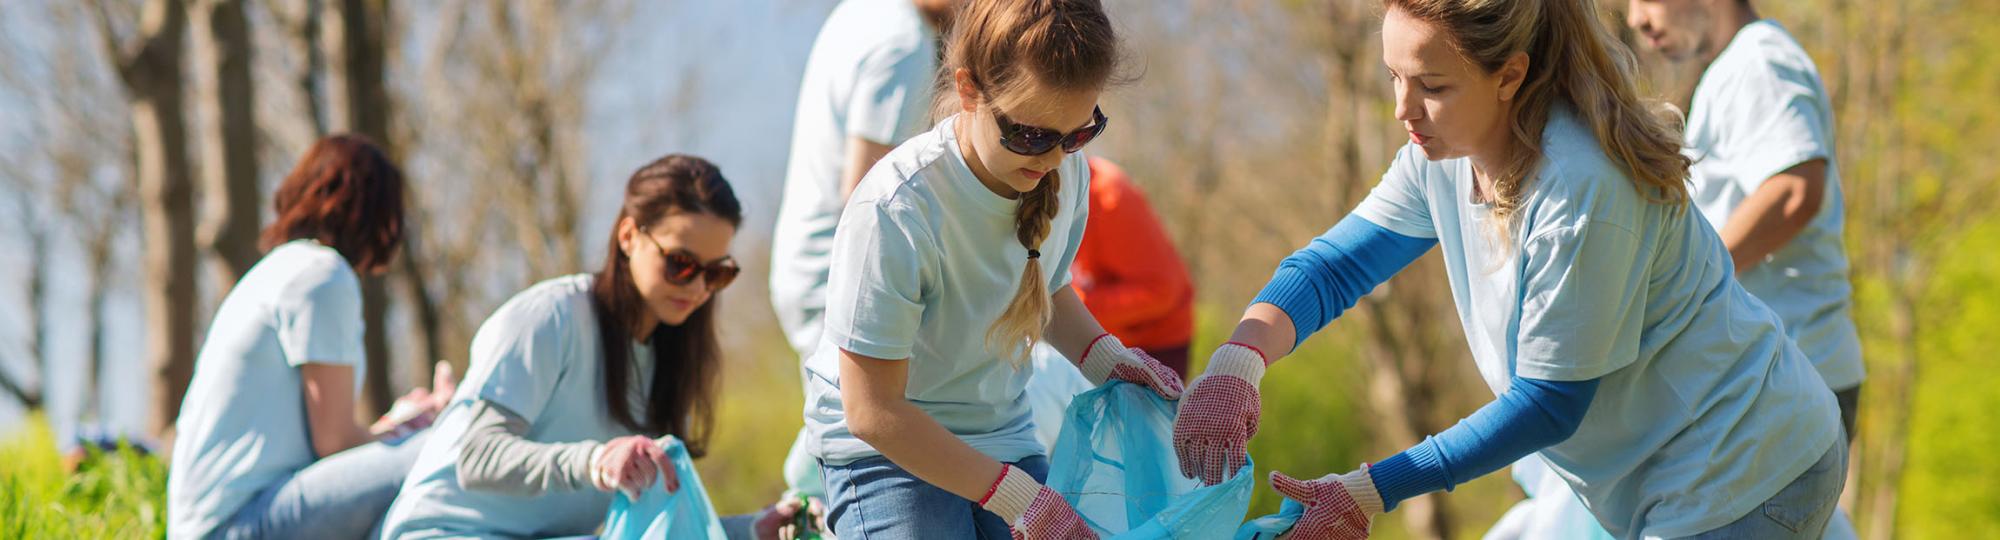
1171 0 1845 538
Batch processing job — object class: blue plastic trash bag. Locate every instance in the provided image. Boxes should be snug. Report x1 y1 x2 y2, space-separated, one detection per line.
1046 380 1255 539
1235 499 1306 540
1028 342 1096 450
600 436 729 540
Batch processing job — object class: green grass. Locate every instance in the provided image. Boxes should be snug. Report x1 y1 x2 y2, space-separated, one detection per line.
0 417 168 539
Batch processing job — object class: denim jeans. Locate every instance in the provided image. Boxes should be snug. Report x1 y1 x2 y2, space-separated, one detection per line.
822 454 1050 540
211 432 429 540
1679 439 1847 540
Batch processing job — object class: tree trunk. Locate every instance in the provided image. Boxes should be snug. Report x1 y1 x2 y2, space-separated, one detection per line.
85 231 116 423
400 214 445 382
27 212 49 410
0 214 45 409
1320 2 1456 536
325 0 399 415
193 0 262 298
95 0 198 439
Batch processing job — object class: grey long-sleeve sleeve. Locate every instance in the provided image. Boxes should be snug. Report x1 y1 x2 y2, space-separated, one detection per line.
455 400 602 495
458 400 766 539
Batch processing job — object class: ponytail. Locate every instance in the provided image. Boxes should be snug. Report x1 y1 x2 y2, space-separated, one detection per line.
984 170 1063 366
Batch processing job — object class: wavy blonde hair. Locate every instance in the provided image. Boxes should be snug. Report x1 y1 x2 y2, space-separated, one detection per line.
1385 0 1692 241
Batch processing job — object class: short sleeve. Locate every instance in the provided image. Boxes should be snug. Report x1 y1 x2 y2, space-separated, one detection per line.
823 199 935 360
1046 155 1091 292
1351 145 1438 239
1712 62 1833 193
846 41 936 145
1513 221 1647 381
275 253 365 369
465 291 577 422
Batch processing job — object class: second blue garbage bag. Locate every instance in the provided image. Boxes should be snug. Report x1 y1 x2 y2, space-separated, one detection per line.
1047 380 1255 539
599 436 728 540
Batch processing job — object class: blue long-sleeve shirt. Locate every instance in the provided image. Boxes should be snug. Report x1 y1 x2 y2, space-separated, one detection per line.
1251 215 1599 511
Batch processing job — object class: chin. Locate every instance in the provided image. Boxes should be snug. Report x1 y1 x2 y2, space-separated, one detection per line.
1662 41 1701 62
1005 176 1043 193
1416 144 1453 162
650 303 698 327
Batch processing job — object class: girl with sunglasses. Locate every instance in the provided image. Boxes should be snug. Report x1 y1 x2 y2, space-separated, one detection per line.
801 1 1184 538
380 155 802 539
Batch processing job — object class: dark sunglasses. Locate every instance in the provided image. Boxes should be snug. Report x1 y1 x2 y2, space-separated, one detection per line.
637 228 739 292
991 105 1108 156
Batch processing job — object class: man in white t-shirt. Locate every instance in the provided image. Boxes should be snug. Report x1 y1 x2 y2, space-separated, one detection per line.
1627 0 1863 436
769 0 954 504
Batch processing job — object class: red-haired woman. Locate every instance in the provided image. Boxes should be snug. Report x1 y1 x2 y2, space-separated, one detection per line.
168 134 455 540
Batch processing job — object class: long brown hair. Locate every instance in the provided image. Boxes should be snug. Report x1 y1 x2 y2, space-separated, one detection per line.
260 134 405 274
935 0 1125 366
1384 0 1691 241
590 154 740 457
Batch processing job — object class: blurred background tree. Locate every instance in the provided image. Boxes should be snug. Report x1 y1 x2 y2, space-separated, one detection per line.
0 0 1993 537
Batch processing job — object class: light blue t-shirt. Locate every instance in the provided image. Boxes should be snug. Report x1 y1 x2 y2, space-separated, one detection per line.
1350 106 1840 538
380 274 655 539
168 240 366 540
770 0 939 356
803 115 1090 466
1686 20 1864 390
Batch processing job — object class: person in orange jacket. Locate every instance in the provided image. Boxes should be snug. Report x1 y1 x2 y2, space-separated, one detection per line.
1072 156 1196 378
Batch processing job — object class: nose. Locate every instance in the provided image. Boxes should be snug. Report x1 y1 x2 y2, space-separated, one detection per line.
1034 152 1064 174
1392 80 1422 123
1625 2 1647 32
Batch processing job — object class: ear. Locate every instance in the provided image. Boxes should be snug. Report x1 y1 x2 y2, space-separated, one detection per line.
1497 52 1530 102
954 68 980 113
616 216 637 256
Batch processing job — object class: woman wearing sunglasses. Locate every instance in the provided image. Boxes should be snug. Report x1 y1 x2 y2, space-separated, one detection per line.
802 1 1183 538
380 155 806 539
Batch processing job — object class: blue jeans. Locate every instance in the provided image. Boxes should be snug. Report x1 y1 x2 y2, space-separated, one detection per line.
1679 439 1847 539
211 432 429 540
822 454 1050 540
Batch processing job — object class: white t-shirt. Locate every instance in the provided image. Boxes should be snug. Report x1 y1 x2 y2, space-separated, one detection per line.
168 240 366 539
380 274 655 539
1684 19 1864 390
803 115 1091 466
1351 106 1840 538
770 0 939 356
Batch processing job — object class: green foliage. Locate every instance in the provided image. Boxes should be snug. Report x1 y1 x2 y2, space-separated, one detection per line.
695 337 810 515
1897 217 2000 539
0 417 167 539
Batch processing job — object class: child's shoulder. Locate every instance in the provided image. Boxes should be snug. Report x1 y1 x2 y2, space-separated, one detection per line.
853 121 957 206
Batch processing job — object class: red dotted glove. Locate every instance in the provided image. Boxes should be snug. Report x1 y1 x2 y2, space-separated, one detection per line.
980 464 1100 540
1173 343 1267 485
1077 334 1185 401
1269 466 1383 540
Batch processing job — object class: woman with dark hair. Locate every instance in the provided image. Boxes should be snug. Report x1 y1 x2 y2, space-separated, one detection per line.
169 134 457 540
379 154 803 539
